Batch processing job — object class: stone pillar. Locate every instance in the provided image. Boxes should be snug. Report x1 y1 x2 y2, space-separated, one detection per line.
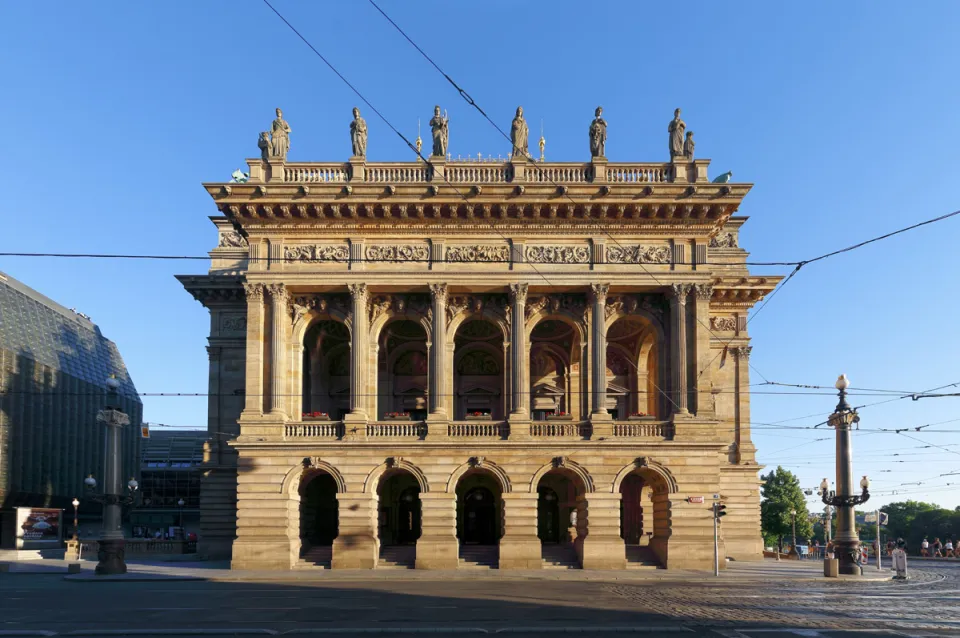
428 283 449 419
589 284 611 425
669 284 693 416
508 284 530 438
693 283 714 417
331 493 377 569
499 493 541 569
345 284 369 421
241 283 265 417
415 492 458 569
266 284 289 417
579 492 626 569
733 346 756 462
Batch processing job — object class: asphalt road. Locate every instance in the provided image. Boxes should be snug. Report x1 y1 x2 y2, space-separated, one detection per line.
2 561 959 637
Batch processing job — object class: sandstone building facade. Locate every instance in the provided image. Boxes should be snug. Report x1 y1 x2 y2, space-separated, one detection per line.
179 132 776 570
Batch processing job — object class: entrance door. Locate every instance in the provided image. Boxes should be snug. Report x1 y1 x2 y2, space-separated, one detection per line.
396 486 422 545
620 473 643 544
462 487 497 544
537 487 560 543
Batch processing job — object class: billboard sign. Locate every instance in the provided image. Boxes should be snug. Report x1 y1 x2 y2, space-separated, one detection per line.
16 507 63 549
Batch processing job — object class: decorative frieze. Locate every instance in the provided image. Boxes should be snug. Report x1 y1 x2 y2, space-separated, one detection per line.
284 244 349 263
710 232 738 248
289 295 350 323
445 245 510 263
368 293 431 324
604 294 666 321
445 294 508 326
694 283 714 300
709 316 737 332
525 245 590 264
605 245 670 264
220 315 247 333
242 283 264 301
218 231 248 248
366 244 429 263
525 294 587 321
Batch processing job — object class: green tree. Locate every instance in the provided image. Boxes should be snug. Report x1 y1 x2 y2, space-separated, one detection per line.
761 466 814 550
880 501 960 554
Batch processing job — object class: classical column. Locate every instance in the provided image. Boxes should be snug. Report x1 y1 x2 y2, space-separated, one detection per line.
733 346 757 462
428 283 448 418
266 283 289 417
693 283 714 416
346 283 369 420
589 283 611 419
508 283 529 416
669 283 693 416
241 283 265 417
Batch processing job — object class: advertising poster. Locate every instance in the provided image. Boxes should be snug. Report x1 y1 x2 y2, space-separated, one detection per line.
16 507 63 549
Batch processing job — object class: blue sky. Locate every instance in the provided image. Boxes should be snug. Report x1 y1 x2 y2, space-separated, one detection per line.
2 2 959 510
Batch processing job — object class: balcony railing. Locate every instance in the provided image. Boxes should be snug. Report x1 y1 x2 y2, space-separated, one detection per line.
284 421 344 439
283 163 349 183
366 421 427 439
612 421 674 439
531 421 592 439
448 421 509 439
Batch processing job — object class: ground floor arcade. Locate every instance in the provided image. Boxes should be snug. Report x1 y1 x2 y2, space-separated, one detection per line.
227 447 763 571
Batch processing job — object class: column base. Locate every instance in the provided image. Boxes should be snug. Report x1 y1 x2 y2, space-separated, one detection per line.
507 417 532 441
415 539 459 569
425 415 450 440
95 539 127 575
499 538 541 569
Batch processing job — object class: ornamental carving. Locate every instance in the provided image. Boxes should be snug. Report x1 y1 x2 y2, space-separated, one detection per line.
604 294 666 321
670 283 693 302
220 315 247 333
242 283 264 301
710 317 737 332
525 294 587 321
368 294 431 324
284 244 349 263
710 232 738 248
606 245 670 264
429 283 448 306
218 231 248 248
694 284 714 300
366 244 429 263
266 283 289 303
508 283 529 305
290 295 350 322
347 283 368 302
187 286 246 305
445 245 510 263
731 345 752 360
525 245 590 264
589 283 610 305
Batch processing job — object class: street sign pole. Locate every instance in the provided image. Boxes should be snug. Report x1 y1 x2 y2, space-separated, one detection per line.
713 503 719 577
876 509 882 570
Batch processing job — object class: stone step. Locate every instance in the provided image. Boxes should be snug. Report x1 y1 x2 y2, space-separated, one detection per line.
458 545 498 569
378 545 415 569
296 545 332 569
626 545 663 569
541 544 580 569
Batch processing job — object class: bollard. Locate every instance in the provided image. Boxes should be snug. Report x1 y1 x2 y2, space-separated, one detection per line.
824 558 839 578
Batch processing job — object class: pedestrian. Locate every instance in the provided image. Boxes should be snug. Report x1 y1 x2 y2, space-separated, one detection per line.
921 537 930 557
826 539 834 558
892 538 908 580
886 539 895 557
944 538 954 557
932 537 943 557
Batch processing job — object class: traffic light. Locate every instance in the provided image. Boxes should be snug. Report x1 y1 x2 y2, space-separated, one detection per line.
714 503 727 519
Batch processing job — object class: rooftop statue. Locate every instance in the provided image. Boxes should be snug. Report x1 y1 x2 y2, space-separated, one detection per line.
270 107 291 161
683 131 695 160
430 105 449 157
668 108 685 160
511 106 529 158
350 107 368 158
589 106 607 158
257 131 270 162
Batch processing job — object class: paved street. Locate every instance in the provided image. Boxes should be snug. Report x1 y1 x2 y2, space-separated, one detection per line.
1 559 959 637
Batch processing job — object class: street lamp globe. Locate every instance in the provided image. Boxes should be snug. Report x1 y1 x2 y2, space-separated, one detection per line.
790 508 797 516
71 497 79 508
84 474 97 489
127 477 139 492
820 478 829 493
860 475 870 490
178 498 185 508
835 374 850 391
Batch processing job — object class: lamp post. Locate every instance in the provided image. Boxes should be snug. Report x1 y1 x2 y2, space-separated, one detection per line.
85 375 138 575
821 374 870 575
177 498 185 532
71 497 80 541
789 508 798 557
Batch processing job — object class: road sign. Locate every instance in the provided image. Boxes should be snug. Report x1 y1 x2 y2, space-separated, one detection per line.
688 496 704 504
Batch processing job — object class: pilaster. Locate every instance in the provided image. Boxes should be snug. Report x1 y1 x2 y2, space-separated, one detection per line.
345 283 369 423
589 283 613 436
733 345 757 462
266 283 288 417
693 283 714 417
241 283 265 418
499 493 541 569
669 283 693 416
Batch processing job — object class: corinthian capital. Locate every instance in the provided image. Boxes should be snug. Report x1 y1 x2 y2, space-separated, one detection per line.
242 282 264 301
732 345 752 360
429 283 448 306
347 283 369 302
670 283 693 303
694 283 714 300
266 283 289 303
509 282 529 305
589 283 610 305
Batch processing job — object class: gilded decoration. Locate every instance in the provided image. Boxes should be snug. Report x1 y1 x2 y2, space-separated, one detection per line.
366 245 429 263
710 316 737 332
445 245 510 263
284 244 349 263
525 245 590 264
606 245 670 264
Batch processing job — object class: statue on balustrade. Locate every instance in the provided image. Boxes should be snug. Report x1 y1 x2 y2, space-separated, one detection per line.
350 107 368 158
511 106 529 158
683 131 695 160
589 106 607 158
257 131 270 162
430 105 449 157
668 108 686 160
270 107 291 161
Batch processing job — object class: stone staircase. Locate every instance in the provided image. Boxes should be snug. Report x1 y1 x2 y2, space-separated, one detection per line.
458 544 498 569
541 543 580 569
626 545 663 570
294 545 332 570
378 545 416 569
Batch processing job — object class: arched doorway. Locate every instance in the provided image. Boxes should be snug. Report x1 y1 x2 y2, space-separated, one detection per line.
528 318 584 421
299 471 339 567
302 320 351 420
462 487 497 544
456 468 503 568
605 315 660 419
619 468 669 567
536 467 587 568
377 319 429 420
453 319 505 419
376 469 421 569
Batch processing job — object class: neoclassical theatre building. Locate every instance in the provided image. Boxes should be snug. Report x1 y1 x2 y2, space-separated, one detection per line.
178 107 778 571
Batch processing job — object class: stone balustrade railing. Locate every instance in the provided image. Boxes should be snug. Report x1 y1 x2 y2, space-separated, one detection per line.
283 163 349 183
78 539 194 555
612 421 674 438
530 421 591 438
284 421 344 439
606 163 672 183
364 164 428 183
366 421 427 438
448 421 509 439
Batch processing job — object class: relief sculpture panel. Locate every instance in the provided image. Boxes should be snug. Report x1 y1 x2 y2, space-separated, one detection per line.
284 244 349 263
445 245 510 263
525 245 590 264
366 245 429 263
606 245 671 264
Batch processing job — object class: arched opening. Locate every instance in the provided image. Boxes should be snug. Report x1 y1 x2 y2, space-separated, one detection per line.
376 469 421 569
529 319 583 421
536 468 587 568
302 319 351 420
606 315 660 419
377 319 428 420
456 468 503 568
299 470 339 567
619 469 669 567
453 319 505 420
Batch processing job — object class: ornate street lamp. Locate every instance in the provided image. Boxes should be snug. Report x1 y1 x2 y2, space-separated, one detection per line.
821 374 870 575
85 375 138 575
178 498 185 530
789 508 798 557
71 497 80 542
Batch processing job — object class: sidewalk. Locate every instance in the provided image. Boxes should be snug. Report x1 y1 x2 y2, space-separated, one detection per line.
0 556 896 583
